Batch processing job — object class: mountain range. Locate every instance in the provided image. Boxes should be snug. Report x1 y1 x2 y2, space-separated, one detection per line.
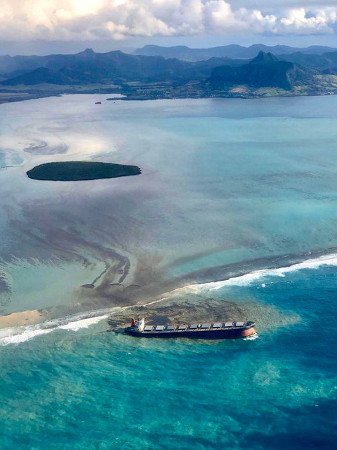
134 44 337 61
0 49 239 86
1 46 337 100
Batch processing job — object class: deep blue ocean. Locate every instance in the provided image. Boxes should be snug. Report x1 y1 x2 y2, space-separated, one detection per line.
2 265 337 449
1 95 337 448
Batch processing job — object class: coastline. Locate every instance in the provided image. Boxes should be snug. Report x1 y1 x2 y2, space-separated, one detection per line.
0 309 45 329
0 85 122 105
1 82 337 106
0 287 299 346
1 247 333 336
2 68 337 447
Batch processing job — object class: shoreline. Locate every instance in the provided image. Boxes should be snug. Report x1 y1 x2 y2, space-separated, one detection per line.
0 309 46 329
0 291 300 346
1 247 333 333
1 85 337 106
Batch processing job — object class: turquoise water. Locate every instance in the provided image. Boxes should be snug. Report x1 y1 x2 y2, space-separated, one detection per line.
2 95 337 448
2 95 337 311
1 265 337 449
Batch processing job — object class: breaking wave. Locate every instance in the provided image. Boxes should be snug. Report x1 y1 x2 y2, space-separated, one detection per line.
187 252 337 291
0 294 175 346
0 310 111 346
243 333 259 341
3 252 337 345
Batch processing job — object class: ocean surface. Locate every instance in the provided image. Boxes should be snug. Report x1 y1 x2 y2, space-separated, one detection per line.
1 94 337 448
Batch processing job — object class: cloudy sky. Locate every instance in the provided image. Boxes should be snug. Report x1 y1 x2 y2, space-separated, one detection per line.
1 0 337 54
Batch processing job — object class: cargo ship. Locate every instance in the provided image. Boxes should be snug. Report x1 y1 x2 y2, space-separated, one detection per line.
125 318 256 339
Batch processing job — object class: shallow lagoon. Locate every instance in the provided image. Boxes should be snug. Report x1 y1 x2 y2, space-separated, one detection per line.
1 95 337 448
2 95 337 313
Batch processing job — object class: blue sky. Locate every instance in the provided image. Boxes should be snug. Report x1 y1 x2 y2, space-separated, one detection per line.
1 1 337 54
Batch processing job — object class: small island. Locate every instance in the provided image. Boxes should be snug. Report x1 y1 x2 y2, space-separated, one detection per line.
26 161 141 181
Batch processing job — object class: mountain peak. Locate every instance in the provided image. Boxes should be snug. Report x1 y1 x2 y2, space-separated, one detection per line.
79 48 95 56
250 51 279 64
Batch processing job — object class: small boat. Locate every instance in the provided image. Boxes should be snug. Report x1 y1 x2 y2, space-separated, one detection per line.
125 318 256 339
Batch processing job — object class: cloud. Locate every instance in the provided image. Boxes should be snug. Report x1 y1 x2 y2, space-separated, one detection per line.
0 0 337 41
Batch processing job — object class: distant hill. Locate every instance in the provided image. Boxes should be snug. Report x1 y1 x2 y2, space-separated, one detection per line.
1 48 336 101
3 67 74 85
1 47 336 88
208 52 312 90
279 51 337 74
0 49 238 86
1 49 188 85
134 44 337 61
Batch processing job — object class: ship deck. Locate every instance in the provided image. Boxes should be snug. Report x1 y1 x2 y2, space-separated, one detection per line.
125 321 255 338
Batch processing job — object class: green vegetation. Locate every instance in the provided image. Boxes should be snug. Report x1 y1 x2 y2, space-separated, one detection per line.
2 48 337 102
26 161 141 181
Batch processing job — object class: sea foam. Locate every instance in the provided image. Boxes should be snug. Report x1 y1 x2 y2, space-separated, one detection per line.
0 327 53 346
0 311 111 346
3 253 337 345
187 252 337 291
58 315 109 331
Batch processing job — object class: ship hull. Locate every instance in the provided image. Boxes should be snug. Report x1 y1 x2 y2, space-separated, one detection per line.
125 326 256 340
